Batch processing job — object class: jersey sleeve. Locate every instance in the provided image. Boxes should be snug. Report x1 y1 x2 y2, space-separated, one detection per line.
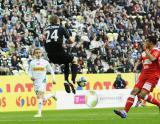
151 49 159 59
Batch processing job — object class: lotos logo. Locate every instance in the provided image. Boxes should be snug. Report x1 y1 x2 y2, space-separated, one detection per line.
77 81 112 90
16 96 25 107
0 97 6 107
0 88 3 93
5 83 53 93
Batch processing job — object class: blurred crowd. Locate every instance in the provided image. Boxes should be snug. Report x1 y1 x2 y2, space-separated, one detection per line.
0 0 160 75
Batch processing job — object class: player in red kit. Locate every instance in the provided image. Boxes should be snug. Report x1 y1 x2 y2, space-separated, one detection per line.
114 36 160 118
135 48 160 107
156 53 160 87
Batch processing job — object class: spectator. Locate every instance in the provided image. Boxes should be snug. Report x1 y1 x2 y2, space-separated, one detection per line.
106 65 115 73
11 54 22 71
0 0 159 75
113 73 127 89
19 47 29 58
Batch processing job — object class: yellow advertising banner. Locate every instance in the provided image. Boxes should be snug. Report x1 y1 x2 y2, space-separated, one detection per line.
0 75 56 112
0 73 160 112
45 73 136 90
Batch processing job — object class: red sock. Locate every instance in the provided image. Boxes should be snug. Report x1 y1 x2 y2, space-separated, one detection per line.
146 95 160 106
125 95 135 113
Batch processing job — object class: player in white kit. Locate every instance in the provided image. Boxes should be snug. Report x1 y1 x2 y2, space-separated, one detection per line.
29 48 57 117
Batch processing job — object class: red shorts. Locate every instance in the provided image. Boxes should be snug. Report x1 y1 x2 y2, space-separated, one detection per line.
134 72 159 92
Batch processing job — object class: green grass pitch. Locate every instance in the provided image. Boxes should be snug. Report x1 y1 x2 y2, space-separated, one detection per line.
0 107 159 124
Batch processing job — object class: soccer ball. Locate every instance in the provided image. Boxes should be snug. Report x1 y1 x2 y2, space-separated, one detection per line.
77 76 87 87
86 91 98 108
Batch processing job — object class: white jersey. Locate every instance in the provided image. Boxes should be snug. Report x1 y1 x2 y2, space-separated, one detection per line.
29 58 55 85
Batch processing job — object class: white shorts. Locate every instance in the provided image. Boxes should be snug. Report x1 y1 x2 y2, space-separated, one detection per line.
34 78 47 93
34 83 46 93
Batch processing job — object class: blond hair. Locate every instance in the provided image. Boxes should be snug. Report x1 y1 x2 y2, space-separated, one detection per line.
49 15 60 25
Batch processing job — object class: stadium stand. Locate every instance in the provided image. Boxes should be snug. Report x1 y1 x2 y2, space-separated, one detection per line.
0 0 159 75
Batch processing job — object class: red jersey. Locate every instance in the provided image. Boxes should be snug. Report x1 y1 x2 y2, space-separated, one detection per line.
140 48 159 73
135 48 159 91
158 54 160 76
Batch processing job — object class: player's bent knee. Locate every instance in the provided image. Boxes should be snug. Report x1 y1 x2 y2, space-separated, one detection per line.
36 91 44 99
138 93 146 99
37 95 41 99
131 88 140 95
138 88 149 100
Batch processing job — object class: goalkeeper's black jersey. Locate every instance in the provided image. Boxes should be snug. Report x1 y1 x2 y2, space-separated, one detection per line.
44 24 70 53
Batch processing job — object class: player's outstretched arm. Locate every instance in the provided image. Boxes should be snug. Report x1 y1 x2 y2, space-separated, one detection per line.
133 60 141 72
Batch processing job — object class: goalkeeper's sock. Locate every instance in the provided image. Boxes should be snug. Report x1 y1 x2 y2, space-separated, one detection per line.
38 98 43 115
44 93 56 101
124 95 135 113
145 94 160 106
